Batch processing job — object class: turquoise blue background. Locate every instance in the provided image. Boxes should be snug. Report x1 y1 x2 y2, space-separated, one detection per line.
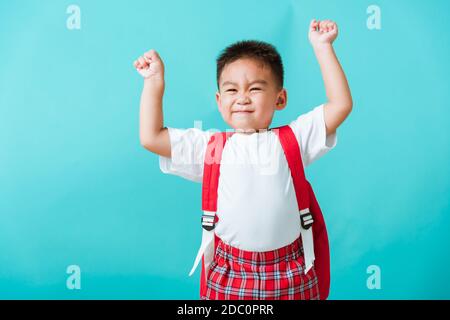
1 0 449 299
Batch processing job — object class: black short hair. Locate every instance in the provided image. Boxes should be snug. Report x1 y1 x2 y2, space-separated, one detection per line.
216 40 284 90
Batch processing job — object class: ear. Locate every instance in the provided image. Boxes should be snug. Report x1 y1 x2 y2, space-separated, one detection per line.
275 88 287 111
216 91 222 112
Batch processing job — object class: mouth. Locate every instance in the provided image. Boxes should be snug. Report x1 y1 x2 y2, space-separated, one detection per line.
232 111 254 114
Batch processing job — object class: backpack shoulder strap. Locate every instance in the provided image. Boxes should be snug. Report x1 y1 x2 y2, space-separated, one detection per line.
202 131 233 215
272 125 310 212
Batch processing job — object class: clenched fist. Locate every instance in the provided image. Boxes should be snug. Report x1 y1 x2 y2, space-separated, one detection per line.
309 19 338 47
134 49 165 85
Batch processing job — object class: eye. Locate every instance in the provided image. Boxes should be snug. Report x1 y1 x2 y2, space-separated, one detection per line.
226 89 237 92
250 87 262 91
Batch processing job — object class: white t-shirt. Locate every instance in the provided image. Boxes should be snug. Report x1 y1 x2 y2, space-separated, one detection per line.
159 104 337 252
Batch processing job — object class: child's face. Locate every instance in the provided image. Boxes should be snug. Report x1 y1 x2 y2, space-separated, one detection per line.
216 58 287 132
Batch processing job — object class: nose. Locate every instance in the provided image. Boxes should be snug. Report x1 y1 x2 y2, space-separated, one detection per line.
236 93 251 106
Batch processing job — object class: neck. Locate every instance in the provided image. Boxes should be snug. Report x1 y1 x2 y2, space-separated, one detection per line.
233 128 271 135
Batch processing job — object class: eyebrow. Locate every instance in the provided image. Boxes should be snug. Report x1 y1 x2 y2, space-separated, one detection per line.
221 80 269 87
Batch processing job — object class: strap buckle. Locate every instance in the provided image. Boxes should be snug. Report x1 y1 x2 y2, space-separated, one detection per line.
300 208 314 230
201 211 216 231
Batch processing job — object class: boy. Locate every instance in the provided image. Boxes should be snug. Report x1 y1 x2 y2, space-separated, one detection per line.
134 19 352 300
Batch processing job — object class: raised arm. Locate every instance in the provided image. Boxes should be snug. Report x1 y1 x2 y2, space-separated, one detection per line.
134 49 171 158
309 19 353 136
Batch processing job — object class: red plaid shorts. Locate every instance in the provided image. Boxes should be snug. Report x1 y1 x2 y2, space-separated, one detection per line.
201 235 320 300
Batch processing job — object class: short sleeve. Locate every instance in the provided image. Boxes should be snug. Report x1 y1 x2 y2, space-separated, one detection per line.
288 104 337 167
159 127 215 183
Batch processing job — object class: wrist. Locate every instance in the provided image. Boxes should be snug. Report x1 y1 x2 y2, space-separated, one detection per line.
312 42 333 51
143 77 165 95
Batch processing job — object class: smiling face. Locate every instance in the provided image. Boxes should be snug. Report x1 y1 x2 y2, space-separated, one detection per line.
216 58 287 132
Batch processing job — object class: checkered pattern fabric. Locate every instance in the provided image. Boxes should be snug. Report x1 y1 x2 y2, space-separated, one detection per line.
201 235 320 300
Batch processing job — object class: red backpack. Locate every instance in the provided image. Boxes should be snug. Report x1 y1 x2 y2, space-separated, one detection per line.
188 125 331 300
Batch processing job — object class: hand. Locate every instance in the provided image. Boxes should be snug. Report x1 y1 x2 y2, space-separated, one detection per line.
308 19 338 47
134 49 165 83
